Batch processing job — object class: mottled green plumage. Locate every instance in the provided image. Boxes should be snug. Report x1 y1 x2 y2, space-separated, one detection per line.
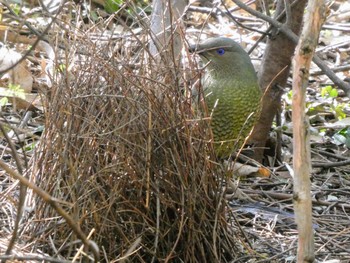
190 37 262 158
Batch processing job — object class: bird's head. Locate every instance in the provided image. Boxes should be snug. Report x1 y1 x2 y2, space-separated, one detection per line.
189 37 256 80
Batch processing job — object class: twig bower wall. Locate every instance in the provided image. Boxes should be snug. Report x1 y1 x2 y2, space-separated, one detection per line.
30 31 242 262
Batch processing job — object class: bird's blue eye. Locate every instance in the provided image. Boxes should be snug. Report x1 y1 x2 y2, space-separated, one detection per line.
216 48 225 55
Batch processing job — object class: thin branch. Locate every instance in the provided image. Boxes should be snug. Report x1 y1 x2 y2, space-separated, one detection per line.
0 159 100 262
230 0 350 97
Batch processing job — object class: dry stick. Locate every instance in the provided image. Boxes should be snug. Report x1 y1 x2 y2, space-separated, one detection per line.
315 227 350 254
0 118 26 260
312 159 350 168
0 1 57 74
72 228 96 262
255 248 297 263
0 255 71 263
242 189 350 210
311 146 350 168
151 179 160 263
220 1 269 35
0 120 24 174
246 0 300 55
146 91 152 208
317 39 350 52
314 149 349 161
230 0 350 97
118 237 142 262
164 188 187 262
322 24 350 32
312 64 350 76
0 159 100 262
188 5 258 21
292 1 326 261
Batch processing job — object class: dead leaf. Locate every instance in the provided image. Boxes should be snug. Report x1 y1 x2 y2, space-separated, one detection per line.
0 44 33 93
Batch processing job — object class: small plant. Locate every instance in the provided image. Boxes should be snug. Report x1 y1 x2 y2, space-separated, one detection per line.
105 0 150 13
0 84 26 109
105 0 123 13
333 127 350 148
0 97 8 107
331 102 346 120
320 86 346 120
321 85 338 98
9 3 21 16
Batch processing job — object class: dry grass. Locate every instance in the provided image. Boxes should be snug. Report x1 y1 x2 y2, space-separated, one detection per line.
18 3 245 262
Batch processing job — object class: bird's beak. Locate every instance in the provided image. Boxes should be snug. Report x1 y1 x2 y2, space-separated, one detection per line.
189 43 211 61
189 44 206 57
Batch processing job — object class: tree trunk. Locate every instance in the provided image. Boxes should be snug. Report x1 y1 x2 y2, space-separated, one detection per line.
250 0 308 163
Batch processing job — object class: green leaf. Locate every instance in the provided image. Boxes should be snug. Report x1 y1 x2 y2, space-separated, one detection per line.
90 10 99 21
337 127 348 136
105 0 122 13
321 86 330 97
320 86 338 98
10 3 21 15
0 97 8 106
8 84 25 99
333 133 346 145
329 88 338 98
333 104 346 120
24 142 37 152
59 64 66 72
333 127 350 148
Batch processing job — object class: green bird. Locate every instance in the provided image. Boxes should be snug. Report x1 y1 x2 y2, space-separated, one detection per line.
189 37 262 158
